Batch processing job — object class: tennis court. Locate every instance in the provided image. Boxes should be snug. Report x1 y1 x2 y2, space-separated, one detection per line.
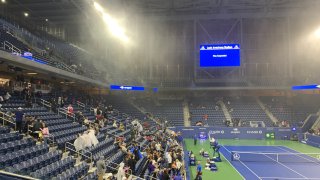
220 145 320 180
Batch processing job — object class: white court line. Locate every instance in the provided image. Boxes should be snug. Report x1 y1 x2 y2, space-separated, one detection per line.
261 152 308 179
222 145 262 180
275 146 320 165
260 177 320 180
220 146 245 180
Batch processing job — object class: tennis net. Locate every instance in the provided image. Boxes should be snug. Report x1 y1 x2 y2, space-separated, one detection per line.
231 151 320 163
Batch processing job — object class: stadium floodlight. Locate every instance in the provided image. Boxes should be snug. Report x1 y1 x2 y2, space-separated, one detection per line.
94 2 104 13
102 14 129 42
24 12 29 17
314 27 320 38
1 0 6 3
93 1 129 43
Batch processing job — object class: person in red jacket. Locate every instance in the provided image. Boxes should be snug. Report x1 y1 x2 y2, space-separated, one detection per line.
67 104 74 115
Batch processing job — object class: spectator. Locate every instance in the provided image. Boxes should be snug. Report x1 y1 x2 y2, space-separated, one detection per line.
40 124 49 144
127 154 136 175
116 162 125 180
113 120 118 128
119 123 125 131
15 107 24 133
176 159 182 175
67 104 73 115
97 156 106 180
161 169 170 180
32 118 43 140
195 161 202 180
4 92 11 102
147 159 156 175
23 115 34 134
174 172 183 180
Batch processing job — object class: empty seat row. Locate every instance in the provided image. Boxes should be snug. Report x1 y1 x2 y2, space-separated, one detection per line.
83 170 98 180
96 133 106 142
51 126 86 140
1 107 46 113
0 138 35 155
92 144 117 162
30 156 76 179
25 111 56 116
43 119 73 126
99 125 116 133
135 157 147 176
0 144 49 169
56 134 78 149
85 138 113 155
9 151 62 175
38 115 63 120
49 123 81 133
0 133 23 143
105 151 125 171
0 103 25 108
0 126 10 134
52 162 89 180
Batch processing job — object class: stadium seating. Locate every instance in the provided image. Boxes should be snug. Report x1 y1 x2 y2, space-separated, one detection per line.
260 97 319 127
105 96 145 120
0 19 104 80
189 98 226 126
135 99 184 126
226 97 273 127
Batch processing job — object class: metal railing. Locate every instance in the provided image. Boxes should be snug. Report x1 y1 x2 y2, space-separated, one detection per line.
46 134 55 146
76 101 86 110
0 170 39 180
0 111 16 131
39 99 52 110
3 41 21 55
103 159 156 180
64 142 93 163
89 107 94 114
58 107 75 121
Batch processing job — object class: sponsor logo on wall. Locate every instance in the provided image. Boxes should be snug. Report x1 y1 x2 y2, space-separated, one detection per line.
231 128 241 134
246 130 263 134
208 130 225 135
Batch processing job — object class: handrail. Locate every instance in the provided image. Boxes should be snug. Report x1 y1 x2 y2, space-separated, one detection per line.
64 142 93 163
39 99 52 110
106 130 130 139
0 111 16 131
89 107 96 115
103 159 155 180
3 41 21 55
58 108 75 121
76 101 86 109
46 134 55 146
0 170 39 180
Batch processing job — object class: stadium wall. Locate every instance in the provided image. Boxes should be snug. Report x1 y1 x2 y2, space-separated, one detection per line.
299 134 320 148
169 126 300 140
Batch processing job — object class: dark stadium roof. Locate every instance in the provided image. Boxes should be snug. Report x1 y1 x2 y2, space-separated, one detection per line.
5 0 88 24
4 0 320 25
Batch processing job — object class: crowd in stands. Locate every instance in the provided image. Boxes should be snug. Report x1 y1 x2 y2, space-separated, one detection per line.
0 85 188 179
308 128 320 136
142 131 184 180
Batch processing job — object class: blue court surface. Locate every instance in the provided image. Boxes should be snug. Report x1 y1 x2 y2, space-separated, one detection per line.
220 145 320 180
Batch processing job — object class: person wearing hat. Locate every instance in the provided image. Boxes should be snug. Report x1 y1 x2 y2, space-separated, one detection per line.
15 107 24 133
